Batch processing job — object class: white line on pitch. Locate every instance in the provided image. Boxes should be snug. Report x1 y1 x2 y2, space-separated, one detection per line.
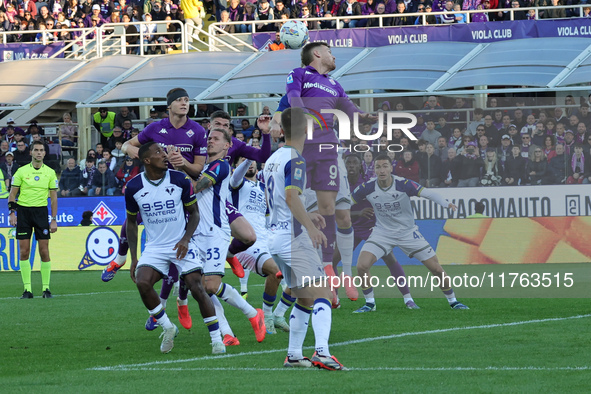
103 366 591 372
88 313 591 371
0 290 135 301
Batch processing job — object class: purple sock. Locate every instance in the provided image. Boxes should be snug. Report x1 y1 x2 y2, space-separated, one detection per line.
118 220 129 256
387 261 410 296
160 263 179 300
321 215 336 264
178 277 189 301
229 238 250 255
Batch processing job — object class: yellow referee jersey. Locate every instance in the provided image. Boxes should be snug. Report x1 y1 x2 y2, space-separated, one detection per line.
11 164 58 207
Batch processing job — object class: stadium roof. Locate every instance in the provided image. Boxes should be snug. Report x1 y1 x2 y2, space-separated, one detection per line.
1 37 590 110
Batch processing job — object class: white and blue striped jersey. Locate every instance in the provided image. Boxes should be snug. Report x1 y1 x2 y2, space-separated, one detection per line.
263 146 306 238
230 178 268 236
351 175 423 235
196 158 231 237
125 170 196 251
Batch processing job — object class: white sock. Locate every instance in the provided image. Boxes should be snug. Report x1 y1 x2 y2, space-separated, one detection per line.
177 297 188 306
403 293 414 304
210 294 233 337
203 316 223 343
273 291 295 318
287 303 311 360
239 269 251 293
312 299 332 357
160 297 168 309
444 290 457 304
115 253 126 265
336 227 354 277
217 283 257 319
148 304 173 330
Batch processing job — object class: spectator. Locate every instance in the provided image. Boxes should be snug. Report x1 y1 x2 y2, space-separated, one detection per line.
101 149 117 172
84 4 106 27
238 2 258 33
0 151 19 188
116 156 140 191
453 3 467 23
478 136 490 159
567 144 585 184
472 3 489 22
575 122 587 144
80 157 97 195
111 140 126 167
482 114 498 145
448 127 463 151
217 10 236 33
545 143 568 184
466 108 485 136
59 112 77 147
59 158 83 197
577 103 591 127
359 0 378 27
417 143 442 187
532 121 546 147
454 142 484 187
392 2 413 26
141 13 158 54
0 140 9 164
362 151 375 180
497 134 513 167
114 107 137 128
481 150 503 186
544 0 566 19
526 146 547 185
258 0 275 31
145 107 161 125
435 136 448 158
564 129 575 156
13 140 30 167
89 161 118 196
440 0 455 24
338 0 362 28
504 145 527 185
181 0 206 37
93 107 116 147
520 133 533 158
227 0 244 25
394 150 420 182
420 118 442 146
108 127 125 151
80 210 94 226
120 120 134 140
274 0 291 20
440 148 459 187
543 135 556 159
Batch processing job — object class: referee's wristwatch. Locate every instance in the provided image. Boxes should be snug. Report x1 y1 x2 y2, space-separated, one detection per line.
51 216 57 221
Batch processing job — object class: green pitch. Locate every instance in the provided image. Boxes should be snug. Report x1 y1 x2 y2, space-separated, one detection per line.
1 264 590 393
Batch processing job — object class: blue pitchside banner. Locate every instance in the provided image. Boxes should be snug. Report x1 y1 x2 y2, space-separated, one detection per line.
0 42 64 62
253 18 591 49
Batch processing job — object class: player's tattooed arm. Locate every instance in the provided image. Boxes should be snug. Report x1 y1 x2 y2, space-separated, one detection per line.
192 175 213 194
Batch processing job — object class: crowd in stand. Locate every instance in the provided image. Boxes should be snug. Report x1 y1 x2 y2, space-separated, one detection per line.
0 0 589 44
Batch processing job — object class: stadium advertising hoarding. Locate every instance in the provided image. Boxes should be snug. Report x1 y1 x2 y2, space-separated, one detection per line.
253 18 591 49
0 43 64 62
0 189 589 271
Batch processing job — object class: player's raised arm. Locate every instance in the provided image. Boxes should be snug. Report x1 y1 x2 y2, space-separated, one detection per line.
230 158 252 189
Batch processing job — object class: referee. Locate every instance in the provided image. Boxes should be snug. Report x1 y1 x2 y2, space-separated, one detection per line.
8 141 58 299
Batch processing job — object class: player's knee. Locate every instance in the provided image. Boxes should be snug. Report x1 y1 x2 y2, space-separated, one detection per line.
135 278 152 294
335 210 352 228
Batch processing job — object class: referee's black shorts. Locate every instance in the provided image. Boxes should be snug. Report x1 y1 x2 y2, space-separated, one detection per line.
16 206 51 240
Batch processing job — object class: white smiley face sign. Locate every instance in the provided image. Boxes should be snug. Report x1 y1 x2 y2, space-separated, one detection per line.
86 227 119 265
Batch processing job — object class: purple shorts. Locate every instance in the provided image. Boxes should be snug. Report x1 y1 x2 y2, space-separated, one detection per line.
302 143 339 192
225 200 243 224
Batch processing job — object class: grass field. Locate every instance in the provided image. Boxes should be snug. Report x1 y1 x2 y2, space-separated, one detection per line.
1 264 591 393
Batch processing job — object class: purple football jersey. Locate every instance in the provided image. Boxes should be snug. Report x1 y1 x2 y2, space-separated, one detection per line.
286 65 360 145
138 118 207 167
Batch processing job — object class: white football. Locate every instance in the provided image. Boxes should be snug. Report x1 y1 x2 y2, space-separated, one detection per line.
279 20 309 49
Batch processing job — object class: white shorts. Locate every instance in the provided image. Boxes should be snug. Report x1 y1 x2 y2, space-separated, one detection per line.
269 231 326 289
236 237 272 277
191 230 230 276
304 154 351 212
361 225 436 262
138 242 200 278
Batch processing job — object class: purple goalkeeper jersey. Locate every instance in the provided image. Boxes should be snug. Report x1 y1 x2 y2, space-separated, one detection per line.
138 118 207 167
286 65 361 145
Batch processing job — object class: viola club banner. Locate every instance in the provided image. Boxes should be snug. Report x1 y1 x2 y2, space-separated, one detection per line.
0 42 64 62
253 18 591 49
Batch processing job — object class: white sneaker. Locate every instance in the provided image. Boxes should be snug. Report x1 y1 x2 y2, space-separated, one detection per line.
265 315 276 335
212 341 226 354
160 324 179 354
273 315 290 332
